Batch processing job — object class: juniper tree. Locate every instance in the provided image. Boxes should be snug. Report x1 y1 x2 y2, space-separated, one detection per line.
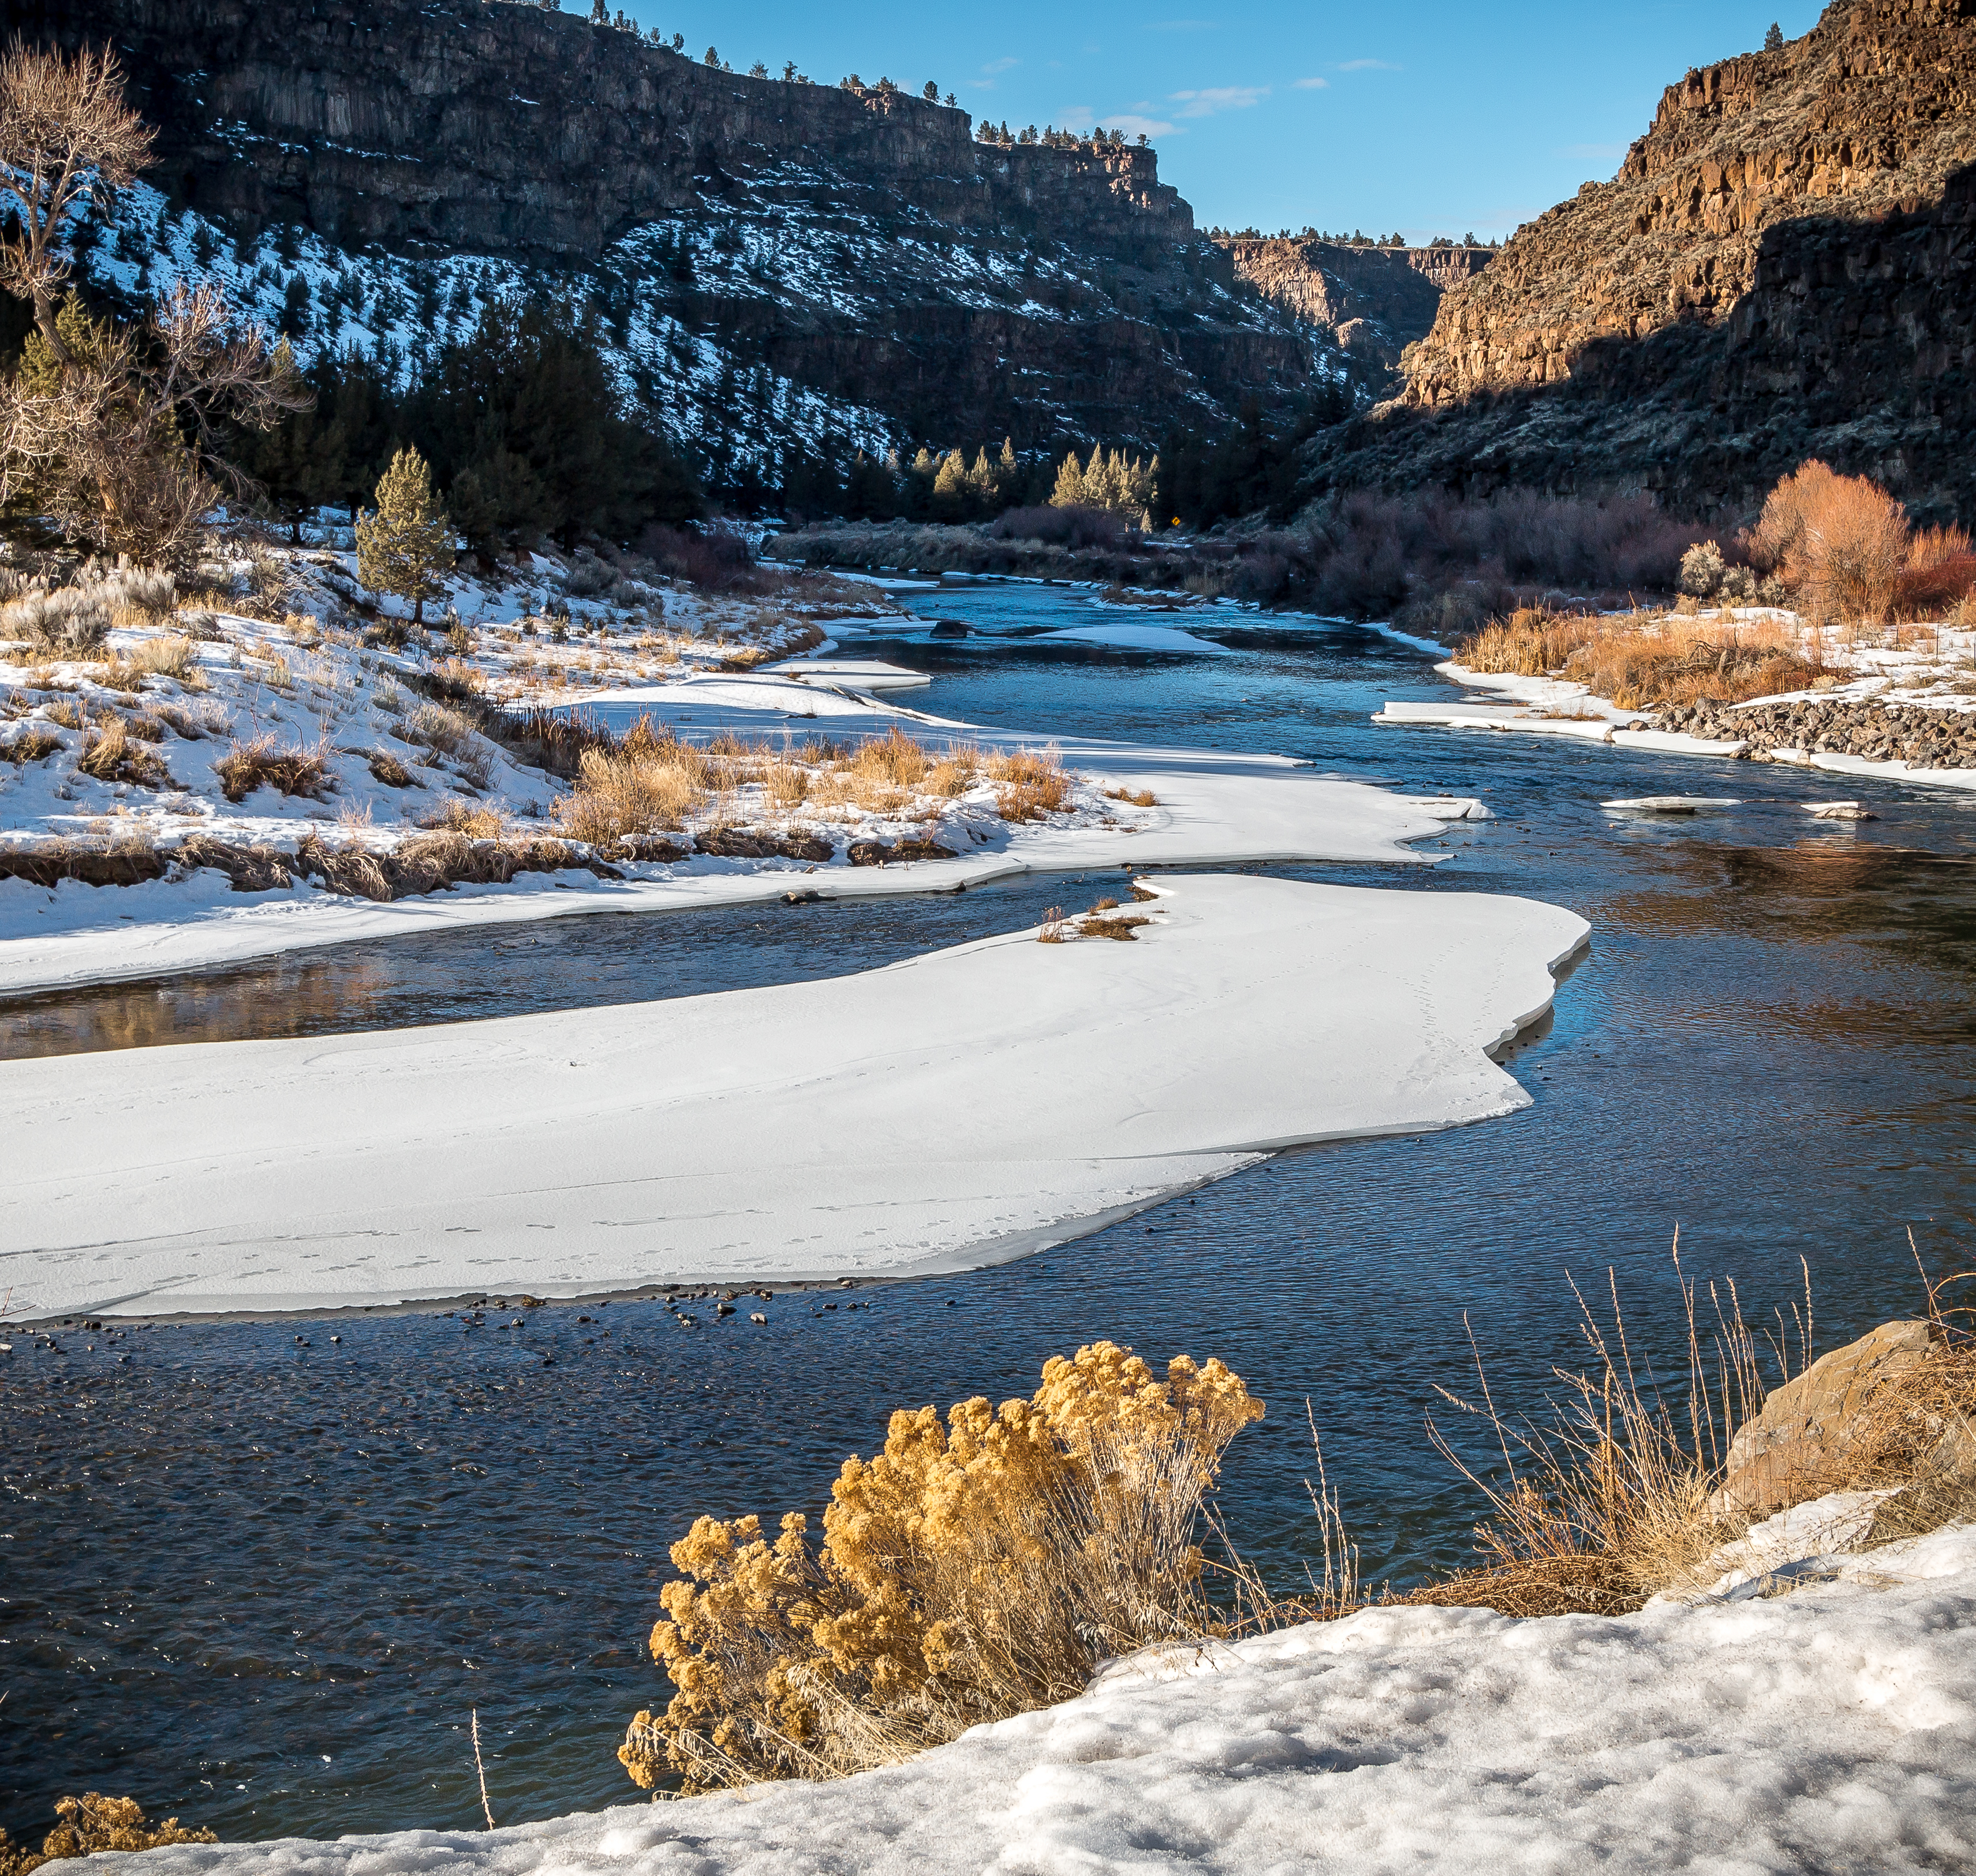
1764 21 1783 50
356 446 454 624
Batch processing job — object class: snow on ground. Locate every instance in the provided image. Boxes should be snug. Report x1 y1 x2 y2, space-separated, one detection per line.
0 612 1481 994
127 1524 1976 1875
1 874 1586 1318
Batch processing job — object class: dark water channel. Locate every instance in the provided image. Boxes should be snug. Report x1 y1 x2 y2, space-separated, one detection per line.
5 581 1976 1842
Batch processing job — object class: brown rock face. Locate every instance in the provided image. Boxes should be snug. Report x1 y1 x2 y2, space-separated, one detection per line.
20 0 1317 456
1722 1320 1935 1514
1215 238 1490 390
1303 0 1976 517
1406 0 1976 409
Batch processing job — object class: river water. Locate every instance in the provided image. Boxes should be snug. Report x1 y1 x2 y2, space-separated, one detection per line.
4 581 1974 1843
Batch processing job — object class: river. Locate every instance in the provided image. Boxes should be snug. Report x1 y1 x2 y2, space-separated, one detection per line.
3 580 1973 1841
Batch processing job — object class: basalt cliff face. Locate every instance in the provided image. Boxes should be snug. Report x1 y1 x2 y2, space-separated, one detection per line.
1215 238 1490 392
1305 0 1976 519
17 0 1320 473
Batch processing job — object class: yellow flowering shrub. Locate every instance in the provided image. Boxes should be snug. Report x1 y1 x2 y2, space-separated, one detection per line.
621 1342 1262 1792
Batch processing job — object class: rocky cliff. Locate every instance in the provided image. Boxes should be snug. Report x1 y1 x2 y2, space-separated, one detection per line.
1303 0 1976 519
16 0 1321 477
1213 239 1491 394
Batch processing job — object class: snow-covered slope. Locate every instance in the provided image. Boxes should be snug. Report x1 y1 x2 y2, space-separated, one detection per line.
121 1525 1976 1874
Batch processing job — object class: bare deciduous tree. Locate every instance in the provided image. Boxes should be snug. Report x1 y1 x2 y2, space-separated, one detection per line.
2 283 308 562
0 43 308 563
0 38 154 363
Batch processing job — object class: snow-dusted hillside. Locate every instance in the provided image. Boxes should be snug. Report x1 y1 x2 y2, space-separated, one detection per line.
52 0 1328 473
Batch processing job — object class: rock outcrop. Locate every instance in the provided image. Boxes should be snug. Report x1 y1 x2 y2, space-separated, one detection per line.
1215 238 1490 391
21 0 1320 465
1721 1318 1976 1519
1302 0 1976 519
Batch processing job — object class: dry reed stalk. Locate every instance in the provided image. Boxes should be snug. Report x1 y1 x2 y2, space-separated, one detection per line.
470 1710 496 1831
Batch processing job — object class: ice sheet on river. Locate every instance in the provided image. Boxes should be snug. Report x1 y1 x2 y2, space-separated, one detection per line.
1 874 1586 1318
122 1527 1976 1876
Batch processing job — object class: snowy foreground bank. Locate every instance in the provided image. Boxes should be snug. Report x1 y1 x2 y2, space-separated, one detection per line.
137 1525 1976 1875
2 874 1585 1318
0 669 1480 997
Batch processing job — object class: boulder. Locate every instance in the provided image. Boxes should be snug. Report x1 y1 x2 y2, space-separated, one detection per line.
1719 1319 1973 1515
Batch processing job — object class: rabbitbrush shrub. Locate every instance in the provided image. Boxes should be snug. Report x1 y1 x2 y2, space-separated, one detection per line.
620 1342 1262 1792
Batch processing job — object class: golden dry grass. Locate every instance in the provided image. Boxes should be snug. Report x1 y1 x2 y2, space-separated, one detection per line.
552 721 1075 845
1456 607 1826 710
99 634 203 691
420 797 509 839
76 718 172 788
214 733 330 803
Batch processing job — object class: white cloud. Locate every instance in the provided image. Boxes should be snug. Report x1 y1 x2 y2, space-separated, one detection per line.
1107 113 1178 139
1168 85 1269 117
982 56 1019 74
1292 76 1329 89
1337 58 1399 71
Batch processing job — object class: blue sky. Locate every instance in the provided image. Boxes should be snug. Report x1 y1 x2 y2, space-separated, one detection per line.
618 1 1825 238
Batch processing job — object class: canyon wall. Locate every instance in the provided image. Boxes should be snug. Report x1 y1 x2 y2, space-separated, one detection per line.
1215 238 1490 392
1303 0 1976 518
15 0 1322 468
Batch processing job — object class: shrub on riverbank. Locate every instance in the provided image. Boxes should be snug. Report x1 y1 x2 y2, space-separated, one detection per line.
619 1343 1263 1792
1454 606 1828 708
0 1794 216 1875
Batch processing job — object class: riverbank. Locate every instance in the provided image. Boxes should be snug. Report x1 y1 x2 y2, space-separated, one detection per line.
1 873 1586 1321
1375 629 1976 793
109 1521 1976 1875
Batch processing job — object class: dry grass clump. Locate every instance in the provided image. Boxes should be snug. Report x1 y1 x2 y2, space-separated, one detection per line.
984 745 1070 821
1036 904 1067 943
1376 1265 1785 1618
368 747 415 787
1456 606 1825 710
76 718 173 788
555 717 708 844
419 797 507 838
214 732 330 802
1078 913 1149 941
3 728 61 763
100 634 203 690
0 1793 216 1874
620 1342 1262 1793
1103 786 1157 807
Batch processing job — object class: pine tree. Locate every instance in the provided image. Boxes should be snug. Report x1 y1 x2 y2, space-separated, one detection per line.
356 446 454 625
1764 21 1783 50
932 447 969 509
1051 450 1088 508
